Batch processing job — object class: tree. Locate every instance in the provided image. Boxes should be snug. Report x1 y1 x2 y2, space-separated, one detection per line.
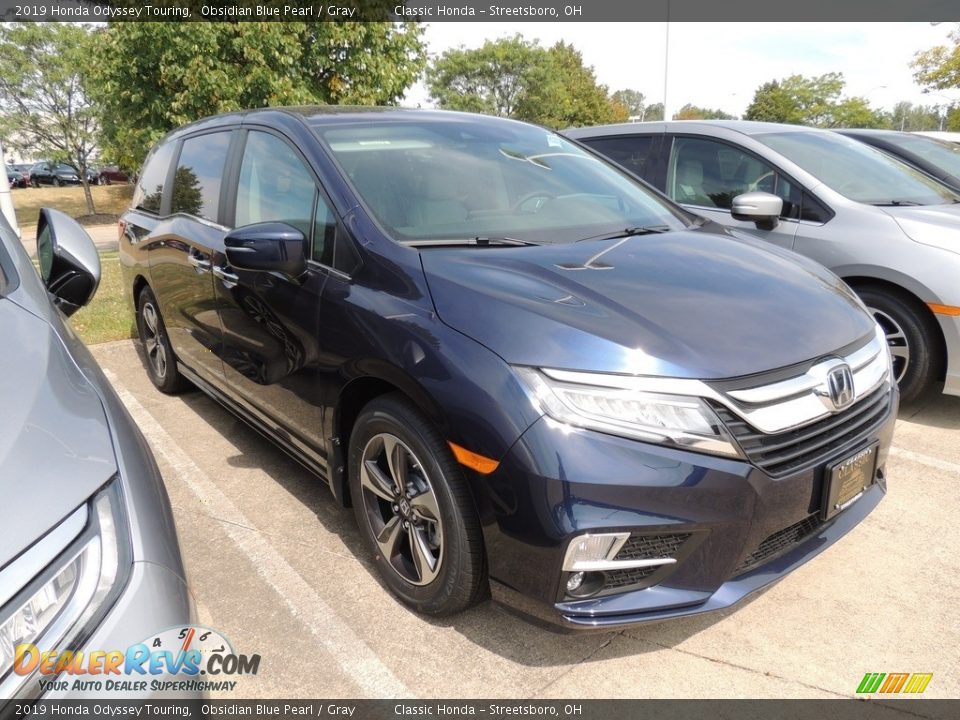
426 36 626 129
744 73 883 128
611 89 647 119
913 29 960 92
88 22 426 170
673 104 736 120
885 102 941 132
644 103 665 121
0 23 99 215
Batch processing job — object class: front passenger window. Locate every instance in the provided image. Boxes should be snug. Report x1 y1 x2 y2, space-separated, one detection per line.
668 137 782 211
236 131 317 239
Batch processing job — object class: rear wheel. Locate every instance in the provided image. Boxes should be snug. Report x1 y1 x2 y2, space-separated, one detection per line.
856 286 942 404
136 286 190 394
349 395 487 616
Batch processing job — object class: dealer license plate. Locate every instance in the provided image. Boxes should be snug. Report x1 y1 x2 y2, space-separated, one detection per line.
821 442 879 521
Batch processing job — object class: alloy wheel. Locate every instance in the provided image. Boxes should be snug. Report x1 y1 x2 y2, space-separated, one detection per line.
869 306 909 384
358 433 443 586
141 301 168 380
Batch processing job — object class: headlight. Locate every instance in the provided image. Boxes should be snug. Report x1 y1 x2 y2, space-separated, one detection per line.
875 322 894 383
516 367 740 457
0 481 131 699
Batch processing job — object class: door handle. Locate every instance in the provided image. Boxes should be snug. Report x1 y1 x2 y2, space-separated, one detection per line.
213 265 239 288
187 254 211 273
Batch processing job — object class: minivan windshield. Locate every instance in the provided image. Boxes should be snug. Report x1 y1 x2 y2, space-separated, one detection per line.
756 130 958 206
312 118 690 244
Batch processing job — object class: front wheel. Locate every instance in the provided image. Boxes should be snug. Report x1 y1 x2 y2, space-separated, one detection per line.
136 286 190 394
52 177 61 187
349 395 487 616
856 286 943 404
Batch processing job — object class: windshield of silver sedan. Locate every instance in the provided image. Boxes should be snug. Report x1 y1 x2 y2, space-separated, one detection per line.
312 119 688 245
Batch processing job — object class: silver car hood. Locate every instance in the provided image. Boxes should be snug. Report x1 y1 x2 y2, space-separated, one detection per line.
882 203 960 256
0 298 117 568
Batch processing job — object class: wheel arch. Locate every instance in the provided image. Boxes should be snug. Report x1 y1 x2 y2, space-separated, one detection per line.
331 364 448 508
842 273 947 382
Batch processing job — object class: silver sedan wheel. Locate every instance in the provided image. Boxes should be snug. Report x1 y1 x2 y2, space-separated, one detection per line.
359 433 443 587
869 306 909 384
141 302 167 380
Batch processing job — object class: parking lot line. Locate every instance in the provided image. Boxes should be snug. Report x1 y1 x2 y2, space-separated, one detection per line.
103 369 412 699
889 446 960 474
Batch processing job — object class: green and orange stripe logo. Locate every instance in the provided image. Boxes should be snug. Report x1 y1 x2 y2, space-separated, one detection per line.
857 672 933 694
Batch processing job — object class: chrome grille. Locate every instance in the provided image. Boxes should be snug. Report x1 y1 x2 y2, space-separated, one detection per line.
713 385 892 477
736 513 822 573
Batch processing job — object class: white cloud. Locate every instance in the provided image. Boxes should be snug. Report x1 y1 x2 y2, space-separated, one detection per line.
406 22 960 117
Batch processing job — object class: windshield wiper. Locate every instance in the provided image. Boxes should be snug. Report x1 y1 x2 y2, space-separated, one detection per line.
870 200 922 207
576 225 672 243
405 236 539 248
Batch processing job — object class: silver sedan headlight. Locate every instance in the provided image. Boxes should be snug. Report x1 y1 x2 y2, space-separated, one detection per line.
516 367 740 457
0 481 131 699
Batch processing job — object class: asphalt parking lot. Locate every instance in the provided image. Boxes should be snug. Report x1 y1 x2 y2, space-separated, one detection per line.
90 339 960 701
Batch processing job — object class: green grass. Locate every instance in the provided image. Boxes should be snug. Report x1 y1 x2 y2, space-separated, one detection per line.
68 251 136 345
11 184 134 228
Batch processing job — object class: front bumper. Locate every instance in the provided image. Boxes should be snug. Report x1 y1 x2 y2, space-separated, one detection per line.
477 389 897 630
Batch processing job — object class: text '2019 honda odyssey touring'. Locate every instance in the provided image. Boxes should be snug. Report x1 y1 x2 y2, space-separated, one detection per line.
119 108 896 629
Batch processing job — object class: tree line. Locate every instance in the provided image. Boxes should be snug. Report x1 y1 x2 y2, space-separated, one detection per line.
2 23 959 216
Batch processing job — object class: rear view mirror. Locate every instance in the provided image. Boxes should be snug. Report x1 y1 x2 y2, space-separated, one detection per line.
224 222 307 279
731 192 783 231
36 208 100 316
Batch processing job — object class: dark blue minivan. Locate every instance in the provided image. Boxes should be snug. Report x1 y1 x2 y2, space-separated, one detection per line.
119 108 897 629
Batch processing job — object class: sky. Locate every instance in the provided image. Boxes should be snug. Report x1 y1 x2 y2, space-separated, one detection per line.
404 22 960 117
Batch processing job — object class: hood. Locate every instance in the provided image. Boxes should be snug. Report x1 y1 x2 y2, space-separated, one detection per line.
421 231 874 379
0 299 117 568
882 203 960 256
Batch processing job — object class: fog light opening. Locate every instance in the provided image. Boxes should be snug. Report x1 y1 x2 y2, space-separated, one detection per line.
565 571 605 598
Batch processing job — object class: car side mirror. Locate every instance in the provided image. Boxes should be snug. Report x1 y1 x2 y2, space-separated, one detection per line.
731 192 783 231
224 222 307 279
36 208 101 317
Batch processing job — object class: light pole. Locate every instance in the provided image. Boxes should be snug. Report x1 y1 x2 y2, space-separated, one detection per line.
662 20 672 121
922 91 956 131
0 137 19 237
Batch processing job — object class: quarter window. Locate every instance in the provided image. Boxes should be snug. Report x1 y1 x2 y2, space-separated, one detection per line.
171 132 231 222
133 142 176 215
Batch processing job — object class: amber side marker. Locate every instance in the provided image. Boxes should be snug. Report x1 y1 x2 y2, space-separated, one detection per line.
449 442 500 475
929 303 960 316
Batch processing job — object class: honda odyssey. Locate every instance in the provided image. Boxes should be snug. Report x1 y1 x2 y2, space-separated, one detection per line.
119 108 896 629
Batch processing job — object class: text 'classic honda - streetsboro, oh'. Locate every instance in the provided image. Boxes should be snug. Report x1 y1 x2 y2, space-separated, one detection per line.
118 108 897 629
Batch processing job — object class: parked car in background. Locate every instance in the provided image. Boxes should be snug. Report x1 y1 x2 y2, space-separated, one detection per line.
28 161 82 187
12 163 32 186
913 131 960 145
96 164 130 185
5 164 26 188
119 107 896 629
0 208 194 699
567 120 960 403
839 129 960 195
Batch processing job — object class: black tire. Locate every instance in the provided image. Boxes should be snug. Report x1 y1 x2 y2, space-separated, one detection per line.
349 394 487 616
52 177 61 187
855 285 943 404
136 286 190 394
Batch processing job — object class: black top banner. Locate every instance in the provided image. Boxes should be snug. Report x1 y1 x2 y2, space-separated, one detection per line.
1 0 960 22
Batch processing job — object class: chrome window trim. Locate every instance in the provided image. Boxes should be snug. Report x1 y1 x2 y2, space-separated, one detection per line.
542 328 889 436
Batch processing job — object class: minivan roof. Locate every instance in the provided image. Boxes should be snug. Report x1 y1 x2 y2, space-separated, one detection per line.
565 119 829 138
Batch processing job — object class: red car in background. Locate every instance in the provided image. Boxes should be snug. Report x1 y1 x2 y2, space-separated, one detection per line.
96 165 130 185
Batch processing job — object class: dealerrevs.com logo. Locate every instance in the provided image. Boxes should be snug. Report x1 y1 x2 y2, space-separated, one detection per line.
856 672 933 695
15 626 260 694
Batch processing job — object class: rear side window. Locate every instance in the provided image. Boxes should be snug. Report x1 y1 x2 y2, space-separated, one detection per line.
582 135 654 179
133 142 176 215
172 132 231 222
